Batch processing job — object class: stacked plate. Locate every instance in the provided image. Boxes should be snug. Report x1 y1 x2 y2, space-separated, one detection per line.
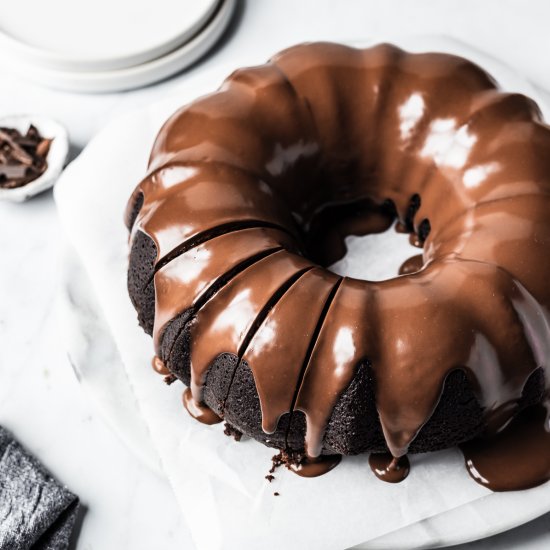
0 0 236 93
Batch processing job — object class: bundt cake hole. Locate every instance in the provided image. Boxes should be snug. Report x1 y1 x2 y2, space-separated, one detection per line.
301 193 430 281
303 197 396 266
326 214 424 281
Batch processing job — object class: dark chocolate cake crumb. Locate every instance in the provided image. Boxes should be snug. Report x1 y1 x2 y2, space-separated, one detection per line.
0 125 52 189
223 423 243 441
163 374 177 385
265 474 275 483
270 452 284 474
282 449 306 470
270 449 306 473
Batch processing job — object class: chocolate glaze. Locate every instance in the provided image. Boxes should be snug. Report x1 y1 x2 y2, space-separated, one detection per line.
183 388 222 425
306 199 395 266
394 221 408 234
461 404 550 491
409 233 423 248
127 42 550 489
398 254 424 275
369 453 411 483
270 449 342 478
288 454 342 478
151 355 170 375
152 227 296 349
188 250 313 406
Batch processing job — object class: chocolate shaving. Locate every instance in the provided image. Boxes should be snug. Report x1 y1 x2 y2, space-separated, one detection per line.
36 138 53 158
0 124 53 189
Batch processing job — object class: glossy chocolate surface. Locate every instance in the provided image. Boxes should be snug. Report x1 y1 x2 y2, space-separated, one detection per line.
369 453 411 484
183 388 222 425
151 355 170 375
461 404 550 491
128 42 550 489
288 454 342 478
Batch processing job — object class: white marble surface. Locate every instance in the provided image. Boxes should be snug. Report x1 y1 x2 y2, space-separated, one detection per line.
0 1 549 548
0 193 195 549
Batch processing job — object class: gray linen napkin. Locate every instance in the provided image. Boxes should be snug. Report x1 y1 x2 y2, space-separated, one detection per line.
0 427 80 550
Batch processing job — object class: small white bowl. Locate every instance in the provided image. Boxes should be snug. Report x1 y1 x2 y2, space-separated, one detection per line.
0 114 69 202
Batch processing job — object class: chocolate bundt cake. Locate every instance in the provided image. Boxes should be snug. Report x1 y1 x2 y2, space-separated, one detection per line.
126 42 550 489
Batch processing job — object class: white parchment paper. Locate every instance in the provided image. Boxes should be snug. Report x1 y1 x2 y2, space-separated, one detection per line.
55 37 550 550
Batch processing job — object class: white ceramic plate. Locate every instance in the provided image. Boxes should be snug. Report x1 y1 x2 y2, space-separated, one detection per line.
0 0 221 72
57 37 550 549
0 114 68 202
0 0 236 93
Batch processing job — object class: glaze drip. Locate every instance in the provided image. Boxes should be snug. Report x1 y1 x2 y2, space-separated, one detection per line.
270 449 342 478
461 404 550 491
288 454 342 478
183 388 222 425
368 453 411 483
398 254 424 275
151 355 170 375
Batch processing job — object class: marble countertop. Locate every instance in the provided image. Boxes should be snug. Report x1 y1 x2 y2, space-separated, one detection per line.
0 1 549 548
